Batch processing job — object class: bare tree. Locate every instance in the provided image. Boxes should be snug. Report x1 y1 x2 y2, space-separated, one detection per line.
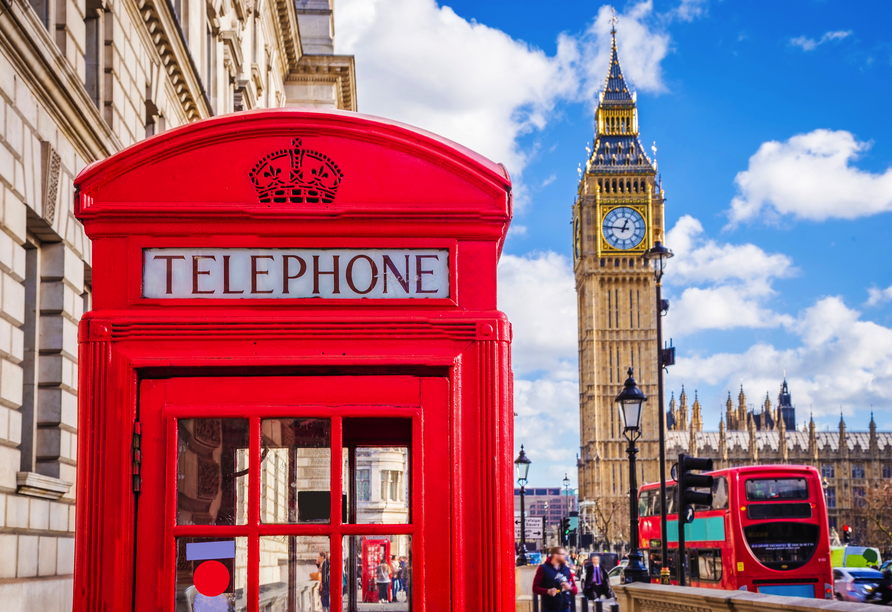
590 496 630 550
865 482 892 551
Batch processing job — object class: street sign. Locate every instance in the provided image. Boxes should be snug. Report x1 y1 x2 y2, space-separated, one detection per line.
684 505 695 524
514 516 545 540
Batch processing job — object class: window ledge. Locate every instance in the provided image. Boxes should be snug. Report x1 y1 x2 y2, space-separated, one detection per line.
16 471 73 499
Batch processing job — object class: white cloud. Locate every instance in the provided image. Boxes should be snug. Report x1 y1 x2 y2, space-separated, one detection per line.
498 251 580 486
670 296 892 419
575 2 671 102
727 130 892 224
513 379 581 485
664 215 795 335
498 251 578 377
336 0 672 201
667 0 709 22
867 285 892 306
789 30 851 51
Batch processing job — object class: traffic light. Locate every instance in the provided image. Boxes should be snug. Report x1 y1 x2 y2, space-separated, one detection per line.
678 455 714 509
676 454 714 587
842 525 851 544
561 518 571 545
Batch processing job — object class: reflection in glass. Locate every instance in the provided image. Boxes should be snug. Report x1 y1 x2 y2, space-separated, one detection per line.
177 419 250 525
259 536 330 612
261 419 331 524
175 536 247 611
346 447 409 524
343 535 411 611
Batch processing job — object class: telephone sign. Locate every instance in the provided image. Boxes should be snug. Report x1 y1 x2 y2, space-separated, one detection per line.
73 110 514 612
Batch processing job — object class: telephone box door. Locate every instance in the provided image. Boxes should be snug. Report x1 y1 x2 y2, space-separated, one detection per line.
134 375 449 612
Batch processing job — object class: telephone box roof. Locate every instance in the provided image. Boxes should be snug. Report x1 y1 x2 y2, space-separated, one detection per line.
74 108 512 248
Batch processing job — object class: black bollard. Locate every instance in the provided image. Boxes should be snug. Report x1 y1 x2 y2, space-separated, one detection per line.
610 603 620 612
533 593 539 612
595 599 603 612
580 594 589 612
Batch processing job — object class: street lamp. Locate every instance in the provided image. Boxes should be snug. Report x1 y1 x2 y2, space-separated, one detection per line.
615 368 650 584
563 473 571 547
515 445 532 566
642 239 674 584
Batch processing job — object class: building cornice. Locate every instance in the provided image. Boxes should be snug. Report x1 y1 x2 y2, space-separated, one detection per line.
137 0 212 120
0 0 120 162
287 54 356 111
273 0 301 70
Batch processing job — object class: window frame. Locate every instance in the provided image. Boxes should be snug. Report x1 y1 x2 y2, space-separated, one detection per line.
134 375 443 612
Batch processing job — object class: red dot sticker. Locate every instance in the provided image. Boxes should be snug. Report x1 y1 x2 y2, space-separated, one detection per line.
194 560 230 597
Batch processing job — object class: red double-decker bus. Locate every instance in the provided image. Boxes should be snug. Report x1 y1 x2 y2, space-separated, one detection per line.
638 465 833 598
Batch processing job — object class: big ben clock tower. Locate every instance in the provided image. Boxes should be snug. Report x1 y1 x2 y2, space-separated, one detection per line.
574 24 666 507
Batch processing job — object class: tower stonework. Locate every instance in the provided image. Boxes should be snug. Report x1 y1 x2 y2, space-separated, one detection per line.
574 29 666 504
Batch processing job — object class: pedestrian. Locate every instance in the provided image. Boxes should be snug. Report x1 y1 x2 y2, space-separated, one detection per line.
583 554 613 601
532 546 578 612
315 552 330 611
375 557 391 602
390 554 401 602
398 556 409 595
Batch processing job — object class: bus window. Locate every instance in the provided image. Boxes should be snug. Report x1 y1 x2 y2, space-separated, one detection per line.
690 549 722 582
745 478 808 501
711 477 729 510
665 485 677 515
743 522 819 571
647 549 677 579
693 476 729 511
638 490 651 517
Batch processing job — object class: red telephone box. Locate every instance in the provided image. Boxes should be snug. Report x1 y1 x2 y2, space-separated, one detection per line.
73 109 514 612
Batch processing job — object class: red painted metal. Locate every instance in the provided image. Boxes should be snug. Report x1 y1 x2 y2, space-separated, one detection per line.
73 109 514 612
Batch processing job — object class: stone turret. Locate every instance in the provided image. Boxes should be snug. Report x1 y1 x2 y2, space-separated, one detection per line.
870 412 878 457
719 417 727 462
725 392 735 430
839 414 847 458
678 386 689 432
808 413 817 460
691 390 703 433
748 414 758 461
667 392 677 431
737 386 747 431
778 408 788 462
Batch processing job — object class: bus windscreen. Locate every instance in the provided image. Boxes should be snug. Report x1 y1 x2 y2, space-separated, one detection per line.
745 478 808 501
743 522 819 570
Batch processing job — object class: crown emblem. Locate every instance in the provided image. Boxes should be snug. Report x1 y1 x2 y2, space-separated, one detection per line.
249 138 343 204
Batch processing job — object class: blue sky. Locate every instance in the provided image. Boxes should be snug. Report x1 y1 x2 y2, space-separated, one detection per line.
337 0 892 487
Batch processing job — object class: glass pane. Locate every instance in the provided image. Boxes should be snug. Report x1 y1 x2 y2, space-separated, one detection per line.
349 447 409 524
342 535 411 611
259 536 330 612
175 536 247 611
178 419 250 526
261 418 331 524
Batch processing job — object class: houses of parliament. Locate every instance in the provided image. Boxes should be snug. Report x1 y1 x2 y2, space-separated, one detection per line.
573 27 892 543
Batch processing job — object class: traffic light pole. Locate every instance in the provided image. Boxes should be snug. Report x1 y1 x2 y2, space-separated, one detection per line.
518 484 528 566
655 279 670 584
677 453 687 586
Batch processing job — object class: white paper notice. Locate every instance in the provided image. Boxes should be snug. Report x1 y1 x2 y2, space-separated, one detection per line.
143 248 449 299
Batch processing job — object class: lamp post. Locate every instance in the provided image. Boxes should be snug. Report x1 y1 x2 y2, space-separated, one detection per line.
615 367 650 584
642 240 674 585
515 445 532 566
562 473 571 547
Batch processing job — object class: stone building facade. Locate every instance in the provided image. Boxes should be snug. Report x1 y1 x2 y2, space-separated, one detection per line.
574 26 666 507
0 0 355 606
666 380 892 546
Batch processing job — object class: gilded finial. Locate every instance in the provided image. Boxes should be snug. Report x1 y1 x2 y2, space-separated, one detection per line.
611 7 617 37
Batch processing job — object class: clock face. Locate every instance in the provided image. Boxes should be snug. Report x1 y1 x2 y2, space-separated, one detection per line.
602 207 646 250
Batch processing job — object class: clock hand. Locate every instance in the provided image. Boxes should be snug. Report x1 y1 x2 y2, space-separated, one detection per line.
621 219 629 231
